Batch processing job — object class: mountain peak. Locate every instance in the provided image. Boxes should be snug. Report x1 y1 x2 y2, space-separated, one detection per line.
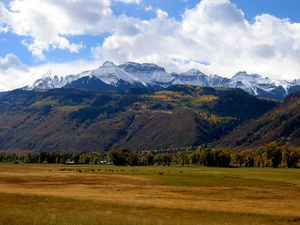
120 62 166 72
119 62 173 84
234 71 249 77
184 69 206 76
27 61 300 100
234 71 261 79
102 61 115 67
122 61 139 66
91 61 144 86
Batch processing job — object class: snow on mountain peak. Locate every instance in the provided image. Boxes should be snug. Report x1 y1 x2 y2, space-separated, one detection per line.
292 79 300 85
233 71 261 79
228 71 292 95
27 61 300 100
29 74 80 90
89 61 145 86
102 61 115 67
171 68 209 86
119 62 174 84
184 69 205 75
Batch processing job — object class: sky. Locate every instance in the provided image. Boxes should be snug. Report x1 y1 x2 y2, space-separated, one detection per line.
1 0 300 91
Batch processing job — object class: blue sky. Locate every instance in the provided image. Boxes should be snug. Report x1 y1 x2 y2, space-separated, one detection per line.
232 0 300 22
1 0 300 91
1 0 300 66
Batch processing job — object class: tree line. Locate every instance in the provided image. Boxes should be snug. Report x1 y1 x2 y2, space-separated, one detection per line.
0 143 300 168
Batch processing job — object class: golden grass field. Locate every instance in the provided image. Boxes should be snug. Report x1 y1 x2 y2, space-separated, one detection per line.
0 164 300 225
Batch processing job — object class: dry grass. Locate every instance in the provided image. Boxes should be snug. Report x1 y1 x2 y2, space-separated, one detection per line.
0 164 300 225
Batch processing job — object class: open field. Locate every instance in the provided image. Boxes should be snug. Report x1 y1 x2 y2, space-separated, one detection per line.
0 164 300 225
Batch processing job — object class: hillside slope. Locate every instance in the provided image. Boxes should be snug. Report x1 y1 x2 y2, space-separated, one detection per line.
217 91 300 148
0 86 277 152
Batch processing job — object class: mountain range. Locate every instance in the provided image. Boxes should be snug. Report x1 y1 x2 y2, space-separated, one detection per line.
25 61 300 100
0 61 299 152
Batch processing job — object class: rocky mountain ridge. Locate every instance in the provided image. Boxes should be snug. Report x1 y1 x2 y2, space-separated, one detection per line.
26 61 300 100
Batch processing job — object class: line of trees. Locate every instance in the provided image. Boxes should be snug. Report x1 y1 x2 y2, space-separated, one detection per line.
0 143 300 168
109 143 300 168
0 152 108 165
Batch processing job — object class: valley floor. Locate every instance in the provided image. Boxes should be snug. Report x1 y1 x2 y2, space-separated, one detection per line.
0 164 300 225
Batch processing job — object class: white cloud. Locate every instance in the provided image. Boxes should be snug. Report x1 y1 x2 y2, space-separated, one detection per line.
91 0 300 80
91 9 184 72
145 5 154 12
156 9 168 19
114 0 141 4
0 0 113 60
0 53 26 70
2 0 300 91
0 54 103 91
0 53 29 91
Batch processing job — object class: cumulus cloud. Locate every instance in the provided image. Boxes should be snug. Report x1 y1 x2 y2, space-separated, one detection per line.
0 53 26 71
0 53 28 91
2 0 300 91
0 55 102 91
145 5 154 12
114 0 141 4
91 8 184 72
0 0 113 60
92 0 300 80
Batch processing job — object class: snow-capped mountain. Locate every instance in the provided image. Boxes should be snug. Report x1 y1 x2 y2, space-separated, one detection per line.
64 76 121 91
171 69 209 86
28 74 80 90
291 79 300 86
88 61 145 86
27 61 146 90
207 75 229 87
227 72 281 95
225 71 295 99
119 62 174 85
27 61 300 100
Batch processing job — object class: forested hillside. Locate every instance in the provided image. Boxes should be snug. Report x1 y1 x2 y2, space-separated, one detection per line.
0 86 277 152
217 91 300 148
